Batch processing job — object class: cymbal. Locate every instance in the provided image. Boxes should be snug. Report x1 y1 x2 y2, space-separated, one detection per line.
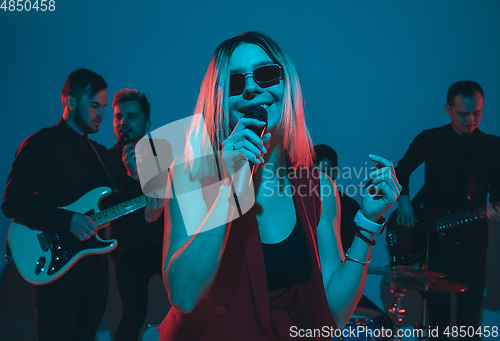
368 265 447 278
353 306 384 318
384 277 469 293
353 295 384 318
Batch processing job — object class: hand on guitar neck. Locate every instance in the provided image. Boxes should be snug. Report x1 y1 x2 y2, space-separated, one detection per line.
67 186 166 241
145 188 165 223
486 203 500 221
396 194 419 228
388 196 498 265
70 213 98 241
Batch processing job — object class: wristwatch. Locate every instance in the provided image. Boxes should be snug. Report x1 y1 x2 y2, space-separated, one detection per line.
354 209 386 235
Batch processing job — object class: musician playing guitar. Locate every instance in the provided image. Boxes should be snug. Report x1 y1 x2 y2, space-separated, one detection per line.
1 70 161 341
394 81 500 340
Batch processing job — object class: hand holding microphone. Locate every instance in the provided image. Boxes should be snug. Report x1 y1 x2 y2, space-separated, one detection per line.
119 132 139 179
119 132 131 145
221 105 270 207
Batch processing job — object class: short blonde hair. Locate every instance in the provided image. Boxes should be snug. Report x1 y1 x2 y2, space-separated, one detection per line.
185 31 315 179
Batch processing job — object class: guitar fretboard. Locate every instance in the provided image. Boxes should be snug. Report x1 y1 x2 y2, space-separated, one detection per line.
436 205 490 231
90 196 148 227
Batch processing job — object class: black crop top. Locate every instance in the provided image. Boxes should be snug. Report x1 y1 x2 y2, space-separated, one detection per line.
261 213 312 291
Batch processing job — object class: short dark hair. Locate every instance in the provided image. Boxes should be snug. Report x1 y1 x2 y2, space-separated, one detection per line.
313 144 338 167
61 69 107 101
112 88 151 120
447 81 484 107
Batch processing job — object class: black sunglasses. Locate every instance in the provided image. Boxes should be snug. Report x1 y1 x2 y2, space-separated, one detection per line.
229 64 283 96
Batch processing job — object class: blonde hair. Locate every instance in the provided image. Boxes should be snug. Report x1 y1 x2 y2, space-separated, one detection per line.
184 31 315 179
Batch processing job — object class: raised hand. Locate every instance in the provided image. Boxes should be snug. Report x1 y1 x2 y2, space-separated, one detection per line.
360 155 402 224
122 143 138 179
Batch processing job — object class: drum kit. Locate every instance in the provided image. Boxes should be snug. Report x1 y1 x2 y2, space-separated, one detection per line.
334 264 468 341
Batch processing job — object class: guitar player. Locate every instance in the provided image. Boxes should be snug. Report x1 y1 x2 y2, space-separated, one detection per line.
394 80 500 340
2 70 162 341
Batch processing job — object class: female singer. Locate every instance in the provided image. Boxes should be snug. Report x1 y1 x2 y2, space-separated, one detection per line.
158 31 401 340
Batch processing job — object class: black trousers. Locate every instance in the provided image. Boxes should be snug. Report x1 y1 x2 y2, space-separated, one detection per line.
34 263 108 341
113 246 163 341
427 249 487 341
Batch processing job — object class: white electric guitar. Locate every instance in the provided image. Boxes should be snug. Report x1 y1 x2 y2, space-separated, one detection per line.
7 187 148 285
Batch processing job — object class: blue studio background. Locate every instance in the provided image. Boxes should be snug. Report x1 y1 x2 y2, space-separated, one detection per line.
1 1 500 340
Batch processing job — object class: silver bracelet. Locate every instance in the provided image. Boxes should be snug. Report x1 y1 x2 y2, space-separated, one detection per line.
344 249 370 265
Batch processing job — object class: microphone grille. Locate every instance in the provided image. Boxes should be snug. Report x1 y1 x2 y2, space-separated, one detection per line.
243 105 268 123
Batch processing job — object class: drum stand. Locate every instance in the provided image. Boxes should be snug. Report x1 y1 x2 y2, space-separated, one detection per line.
380 237 466 341
415 293 430 341
415 235 431 341
387 278 406 341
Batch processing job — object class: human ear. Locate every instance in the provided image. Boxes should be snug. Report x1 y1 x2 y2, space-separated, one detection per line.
333 167 339 181
65 96 76 112
445 104 451 117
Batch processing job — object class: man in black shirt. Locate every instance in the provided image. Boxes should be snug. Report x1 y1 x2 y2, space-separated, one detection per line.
2 69 111 341
109 88 168 341
395 81 500 340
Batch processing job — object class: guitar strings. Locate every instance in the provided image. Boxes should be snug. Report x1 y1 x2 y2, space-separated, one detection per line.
392 207 488 243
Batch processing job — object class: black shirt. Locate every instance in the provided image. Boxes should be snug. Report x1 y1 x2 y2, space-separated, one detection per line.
395 124 500 250
2 118 114 232
107 142 164 263
261 212 312 292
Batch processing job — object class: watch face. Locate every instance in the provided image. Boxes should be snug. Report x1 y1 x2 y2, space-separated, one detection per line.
355 210 386 234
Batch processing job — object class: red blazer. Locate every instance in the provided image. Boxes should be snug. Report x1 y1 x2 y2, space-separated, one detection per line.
158 167 338 340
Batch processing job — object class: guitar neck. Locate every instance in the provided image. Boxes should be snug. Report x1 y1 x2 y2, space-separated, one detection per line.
436 203 498 231
89 195 148 229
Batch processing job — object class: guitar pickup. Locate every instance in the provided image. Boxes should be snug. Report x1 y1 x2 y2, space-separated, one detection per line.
37 233 51 252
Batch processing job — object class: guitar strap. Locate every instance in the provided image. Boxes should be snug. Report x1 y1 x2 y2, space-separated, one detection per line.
88 139 119 192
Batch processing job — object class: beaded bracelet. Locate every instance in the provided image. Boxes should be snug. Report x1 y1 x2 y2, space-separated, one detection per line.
344 249 371 266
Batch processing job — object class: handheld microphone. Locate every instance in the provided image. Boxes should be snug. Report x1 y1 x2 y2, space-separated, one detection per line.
230 105 268 206
119 132 131 145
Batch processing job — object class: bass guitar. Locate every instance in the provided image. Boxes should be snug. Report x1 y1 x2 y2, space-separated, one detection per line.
386 203 495 265
7 187 148 285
